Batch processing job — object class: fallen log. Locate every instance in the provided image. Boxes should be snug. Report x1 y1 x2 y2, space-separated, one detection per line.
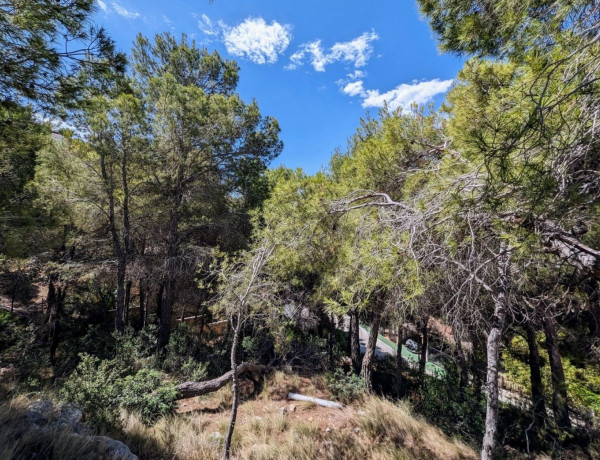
287 392 343 408
176 362 268 399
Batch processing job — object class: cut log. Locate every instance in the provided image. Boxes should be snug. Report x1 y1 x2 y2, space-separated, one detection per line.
175 362 268 399
287 392 343 408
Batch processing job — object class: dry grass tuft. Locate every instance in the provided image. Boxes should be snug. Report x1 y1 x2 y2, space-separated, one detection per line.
0 397 96 460
359 397 477 460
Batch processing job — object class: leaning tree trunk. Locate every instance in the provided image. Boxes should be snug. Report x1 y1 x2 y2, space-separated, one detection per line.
350 308 361 374
542 313 571 430
223 311 243 459
524 321 546 424
396 323 403 399
361 296 384 393
481 247 510 460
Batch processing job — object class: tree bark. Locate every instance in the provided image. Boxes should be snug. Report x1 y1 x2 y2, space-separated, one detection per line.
419 316 429 379
542 313 571 430
48 282 66 366
454 330 469 398
396 323 403 399
175 362 268 399
481 246 510 460
361 295 384 393
350 308 361 374
223 312 243 459
138 278 146 330
524 321 546 424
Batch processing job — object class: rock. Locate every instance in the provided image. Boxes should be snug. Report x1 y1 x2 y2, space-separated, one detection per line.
26 400 54 425
255 416 262 421
288 404 296 412
210 431 224 440
57 402 83 427
308 416 314 422
325 427 332 433
354 427 361 434
23 400 135 458
88 436 138 460
279 406 287 415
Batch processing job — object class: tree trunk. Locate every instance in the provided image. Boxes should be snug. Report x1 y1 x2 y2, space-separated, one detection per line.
115 260 126 333
124 279 132 326
524 321 546 423
350 308 361 374
396 323 403 399
542 313 571 430
159 277 175 350
454 331 469 398
361 296 384 393
481 246 510 460
138 278 146 330
48 282 66 366
223 312 243 459
158 203 180 350
176 362 267 399
419 316 429 379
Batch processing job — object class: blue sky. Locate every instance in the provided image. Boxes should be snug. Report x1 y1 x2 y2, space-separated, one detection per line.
94 0 464 173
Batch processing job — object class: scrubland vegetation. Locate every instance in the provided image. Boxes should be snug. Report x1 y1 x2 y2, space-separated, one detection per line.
1 0 600 459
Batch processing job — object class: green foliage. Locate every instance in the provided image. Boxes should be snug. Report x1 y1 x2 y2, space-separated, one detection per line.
326 368 365 403
415 365 486 445
120 369 177 424
504 335 600 414
0 0 125 106
61 353 177 429
61 353 122 431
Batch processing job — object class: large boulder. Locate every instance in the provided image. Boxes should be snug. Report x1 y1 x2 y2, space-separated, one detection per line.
23 400 138 459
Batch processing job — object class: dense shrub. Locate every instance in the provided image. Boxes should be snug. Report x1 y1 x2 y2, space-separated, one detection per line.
327 368 365 403
414 365 485 445
61 354 177 430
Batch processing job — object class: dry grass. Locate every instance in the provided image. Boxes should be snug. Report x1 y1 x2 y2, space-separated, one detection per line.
118 394 477 460
0 397 97 460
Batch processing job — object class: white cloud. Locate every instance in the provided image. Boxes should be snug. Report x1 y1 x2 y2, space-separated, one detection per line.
347 70 365 80
342 79 453 111
342 80 366 97
198 14 219 36
221 17 292 64
287 31 379 72
162 15 172 25
111 3 139 19
97 0 108 12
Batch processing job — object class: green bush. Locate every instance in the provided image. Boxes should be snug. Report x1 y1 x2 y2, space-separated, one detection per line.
60 353 122 431
326 368 365 403
415 365 485 445
180 357 208 382
120 368 177 424
61 353 177 430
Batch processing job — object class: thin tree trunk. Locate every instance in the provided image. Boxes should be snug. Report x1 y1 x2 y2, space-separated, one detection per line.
542 313 571 430
524 321 546 424
138 278 146 329
455 331 469 398
49 284 66 366
124 279 132 326
158 200 181 350
361 296 384 393
223 311 243 459
396 323 403 399
419 316 429 379
481 246 510 460
351 308 361 374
